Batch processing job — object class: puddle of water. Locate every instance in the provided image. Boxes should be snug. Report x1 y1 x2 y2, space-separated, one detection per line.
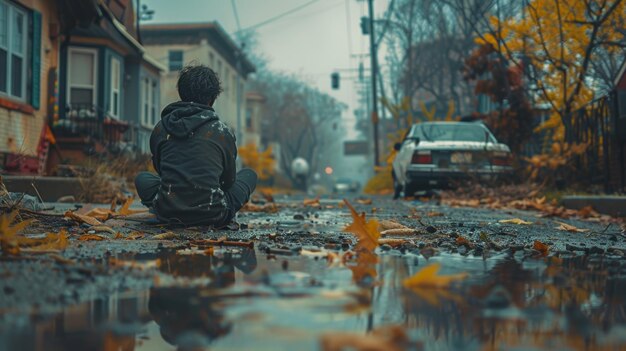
1 249 625 351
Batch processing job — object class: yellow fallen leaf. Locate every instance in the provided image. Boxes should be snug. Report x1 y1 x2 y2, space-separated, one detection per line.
116 196 147 216
356 198 373 205
0 211 33 256
84 207 116 221
343 200 380 252
403 262 467 289
343 199 380 283
152 231 177 240
23 230 69 251
65 211 102 226
378 220 408 231
555 222 589 233
303 196 321 207
499 218 533 225
125 231 145 240
79 234 107 241
381 228 417 236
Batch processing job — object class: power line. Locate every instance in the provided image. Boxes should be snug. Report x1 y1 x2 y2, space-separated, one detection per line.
236 0 319 33
344 0 354 58
231 0 242 32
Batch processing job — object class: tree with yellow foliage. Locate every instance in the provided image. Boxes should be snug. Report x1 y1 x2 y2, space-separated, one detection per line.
475 0 626 141
237 144 276 181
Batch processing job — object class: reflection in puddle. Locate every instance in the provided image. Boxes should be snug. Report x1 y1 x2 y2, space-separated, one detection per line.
1 249 626 351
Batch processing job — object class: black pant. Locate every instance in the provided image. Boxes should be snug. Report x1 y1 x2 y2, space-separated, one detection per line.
135 168 258 223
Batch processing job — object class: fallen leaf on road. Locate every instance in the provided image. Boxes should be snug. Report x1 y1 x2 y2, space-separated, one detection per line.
555 222 590 233
343 199 380 283
152 231 177 240
241 202 279 213
116 196 147 216
533 240 549 255
403 262 468 289
65 211 102 226
427 212 443 217
78 234 107 241
343 200 380 252
303 196 321 207
113 232 125 239
22 230 68 252
381 228 417 236
378 220 407 231
0 211 33 256
320 325 407 351
378 238 409 247
84 207 115 221
499 218 533 225
125 231 145 240
356 198 373 205
455 236 471 247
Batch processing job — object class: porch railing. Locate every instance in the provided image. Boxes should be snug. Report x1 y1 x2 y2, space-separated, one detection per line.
53 104 150 156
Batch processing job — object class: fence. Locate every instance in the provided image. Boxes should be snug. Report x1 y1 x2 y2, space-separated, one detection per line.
568 93 624 193
53 104 150 157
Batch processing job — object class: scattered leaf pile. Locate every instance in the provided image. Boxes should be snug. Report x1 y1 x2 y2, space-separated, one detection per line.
440 183 612 221
0 211 68 256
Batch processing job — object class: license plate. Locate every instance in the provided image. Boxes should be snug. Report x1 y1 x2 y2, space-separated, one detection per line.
451 152 473 163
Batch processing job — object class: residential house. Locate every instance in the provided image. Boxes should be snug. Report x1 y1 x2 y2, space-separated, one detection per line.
48 0 165 170
140 22 257 145
0 0 64 174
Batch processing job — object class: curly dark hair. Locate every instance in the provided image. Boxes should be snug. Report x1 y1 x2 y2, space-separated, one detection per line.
177 64 222 106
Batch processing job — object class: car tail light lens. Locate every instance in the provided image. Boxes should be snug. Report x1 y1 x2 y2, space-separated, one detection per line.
412 151 432 164
491 155 511 166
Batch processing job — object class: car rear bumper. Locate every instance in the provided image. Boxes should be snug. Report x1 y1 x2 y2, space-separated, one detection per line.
406 165 513 184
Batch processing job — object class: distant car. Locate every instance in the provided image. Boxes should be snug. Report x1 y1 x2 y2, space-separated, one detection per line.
391 122 513 198
333 178 360 194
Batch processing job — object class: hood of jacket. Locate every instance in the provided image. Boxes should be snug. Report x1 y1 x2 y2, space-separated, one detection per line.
160 101 219 138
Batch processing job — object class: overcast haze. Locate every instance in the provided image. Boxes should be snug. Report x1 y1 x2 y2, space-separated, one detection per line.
142 0 390 179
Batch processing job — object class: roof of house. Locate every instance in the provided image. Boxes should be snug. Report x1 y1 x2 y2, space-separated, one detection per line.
140 22 256 77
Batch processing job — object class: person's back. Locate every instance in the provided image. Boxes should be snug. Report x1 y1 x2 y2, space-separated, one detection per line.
135 65 257 226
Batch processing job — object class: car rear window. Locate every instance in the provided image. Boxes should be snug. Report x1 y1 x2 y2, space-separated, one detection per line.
412 124 493 142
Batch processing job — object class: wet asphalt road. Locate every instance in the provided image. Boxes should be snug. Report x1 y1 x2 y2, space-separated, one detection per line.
1 195 626 350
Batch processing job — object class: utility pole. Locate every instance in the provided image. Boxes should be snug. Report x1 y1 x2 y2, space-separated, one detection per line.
367 0 380 167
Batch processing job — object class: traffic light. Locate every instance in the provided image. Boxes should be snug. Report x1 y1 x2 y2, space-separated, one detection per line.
331 72 340 90
360 16 370 35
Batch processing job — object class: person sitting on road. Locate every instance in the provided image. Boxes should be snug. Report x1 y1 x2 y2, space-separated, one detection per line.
135 64 257 226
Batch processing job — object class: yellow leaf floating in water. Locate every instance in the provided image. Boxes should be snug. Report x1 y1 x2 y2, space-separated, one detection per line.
403 262 468 289
499 218 533 225
343 199 380 283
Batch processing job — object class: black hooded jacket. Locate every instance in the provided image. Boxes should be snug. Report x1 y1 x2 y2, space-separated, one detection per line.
149 101 237 225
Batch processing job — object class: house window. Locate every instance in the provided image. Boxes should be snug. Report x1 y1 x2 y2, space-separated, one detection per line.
168 50 183 71
141 77 158 127
0 1 27 100
68 47 97 107
109 57 121 118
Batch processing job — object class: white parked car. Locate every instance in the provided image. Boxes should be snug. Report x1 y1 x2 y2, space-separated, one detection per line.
392 122 513 198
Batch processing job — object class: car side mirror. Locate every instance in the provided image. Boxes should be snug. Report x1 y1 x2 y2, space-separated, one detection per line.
393 142 402 151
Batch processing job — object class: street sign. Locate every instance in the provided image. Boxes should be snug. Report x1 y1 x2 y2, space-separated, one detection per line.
344 140 369 156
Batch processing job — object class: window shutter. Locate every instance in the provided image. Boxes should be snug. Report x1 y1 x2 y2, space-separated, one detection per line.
31 10 42 109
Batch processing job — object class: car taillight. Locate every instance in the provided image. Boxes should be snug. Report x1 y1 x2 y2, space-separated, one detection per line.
491 156 511 166
412 151 432 164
